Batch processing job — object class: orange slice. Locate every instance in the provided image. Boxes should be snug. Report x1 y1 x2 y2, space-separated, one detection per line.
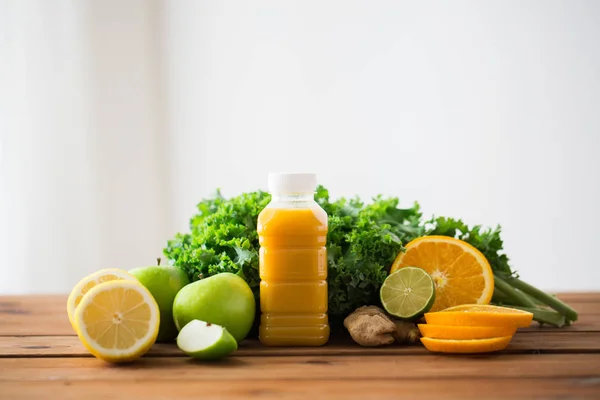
418 324 517 340
444 304 531 313
390 236 494 312
425 304 534 328
420 336 512 353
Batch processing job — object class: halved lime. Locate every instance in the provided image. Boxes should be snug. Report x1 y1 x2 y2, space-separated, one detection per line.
380 267 436 321
176 320 238 360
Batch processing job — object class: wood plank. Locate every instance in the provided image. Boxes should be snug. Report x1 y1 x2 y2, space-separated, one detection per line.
1 378 599 400
521 312 600 332
0 295 71 336
2 331 600 358
555 292 600 302
551 302 600 315
1 293 599 336
507 331 600 353
1 354 599 382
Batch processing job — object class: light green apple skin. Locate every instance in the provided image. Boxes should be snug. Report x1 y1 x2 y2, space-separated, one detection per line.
177 322 238 360
172 273 255 342
129 265 190 342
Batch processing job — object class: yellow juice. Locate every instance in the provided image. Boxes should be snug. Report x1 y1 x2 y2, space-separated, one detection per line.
258 202 329 346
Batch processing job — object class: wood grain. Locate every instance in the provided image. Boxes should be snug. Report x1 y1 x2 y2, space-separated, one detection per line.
520 312 600 332
551 292 600 302
1 378 599 400
1 354 599 382
0 295 71 336
1 293 600 400
1 293 599 336
2 331 600 358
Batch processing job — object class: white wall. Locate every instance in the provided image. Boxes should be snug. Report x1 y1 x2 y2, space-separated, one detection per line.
1 0 599 293
163 0 600 292
0 0 168 294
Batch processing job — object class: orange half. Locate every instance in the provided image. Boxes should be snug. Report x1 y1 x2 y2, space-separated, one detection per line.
390 236 494 312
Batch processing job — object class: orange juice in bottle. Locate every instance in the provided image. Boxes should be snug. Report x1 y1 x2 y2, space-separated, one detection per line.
258 173 329 346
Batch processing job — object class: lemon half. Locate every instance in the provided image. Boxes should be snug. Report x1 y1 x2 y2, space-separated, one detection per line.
74 280 160 363
67 268 138 329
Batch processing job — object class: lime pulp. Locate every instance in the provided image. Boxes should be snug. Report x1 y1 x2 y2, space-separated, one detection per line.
380 267 436 320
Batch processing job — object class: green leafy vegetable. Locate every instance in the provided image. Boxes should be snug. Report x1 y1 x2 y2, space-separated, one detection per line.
165 186 577 329
164 189 270 294
315 186 422 322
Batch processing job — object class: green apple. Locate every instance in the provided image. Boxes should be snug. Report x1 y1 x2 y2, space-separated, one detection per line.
176 319 238 360
172 272 255 342
129 262 190 342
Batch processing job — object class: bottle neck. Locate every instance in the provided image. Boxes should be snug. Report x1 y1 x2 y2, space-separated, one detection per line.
270 193 314 202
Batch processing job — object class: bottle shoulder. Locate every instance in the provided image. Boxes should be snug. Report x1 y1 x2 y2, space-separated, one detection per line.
257 201 328 233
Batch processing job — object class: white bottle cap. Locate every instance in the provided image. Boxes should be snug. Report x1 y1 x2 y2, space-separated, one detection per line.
268 173 317 194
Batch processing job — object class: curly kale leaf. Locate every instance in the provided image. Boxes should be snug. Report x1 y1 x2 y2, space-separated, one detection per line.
164 190 271 299
164 186 420 323
165 186 518 326
319 190 421 322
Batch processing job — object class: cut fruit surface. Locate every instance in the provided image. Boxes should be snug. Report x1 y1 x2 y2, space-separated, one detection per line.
443 304 529 313
74 280 159 363
67 268 137 329
390 236 494 312
425 305 533 328
176 320 238 360
380 267 435 320
418 324 517 340
420 336 512 353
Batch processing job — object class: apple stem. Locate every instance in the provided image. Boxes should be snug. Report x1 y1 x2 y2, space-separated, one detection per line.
157 257 161 266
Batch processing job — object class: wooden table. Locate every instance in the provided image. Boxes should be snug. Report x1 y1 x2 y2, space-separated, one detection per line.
1 294 600 399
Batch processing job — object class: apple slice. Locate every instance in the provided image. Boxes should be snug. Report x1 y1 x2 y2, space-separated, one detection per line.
176 320 238 360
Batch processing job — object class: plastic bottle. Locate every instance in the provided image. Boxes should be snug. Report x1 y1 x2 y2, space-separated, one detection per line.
258 173 329 346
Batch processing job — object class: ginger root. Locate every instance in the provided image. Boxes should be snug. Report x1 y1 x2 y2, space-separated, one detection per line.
392 320 421 344
344 306 421 347
343 306 396 346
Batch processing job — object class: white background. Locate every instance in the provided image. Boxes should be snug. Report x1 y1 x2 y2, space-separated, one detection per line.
1 0 599 294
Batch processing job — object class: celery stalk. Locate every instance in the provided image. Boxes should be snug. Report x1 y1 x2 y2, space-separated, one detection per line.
498 274 578 323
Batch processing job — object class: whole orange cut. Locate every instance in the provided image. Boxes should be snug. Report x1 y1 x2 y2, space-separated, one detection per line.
390 236 494 312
